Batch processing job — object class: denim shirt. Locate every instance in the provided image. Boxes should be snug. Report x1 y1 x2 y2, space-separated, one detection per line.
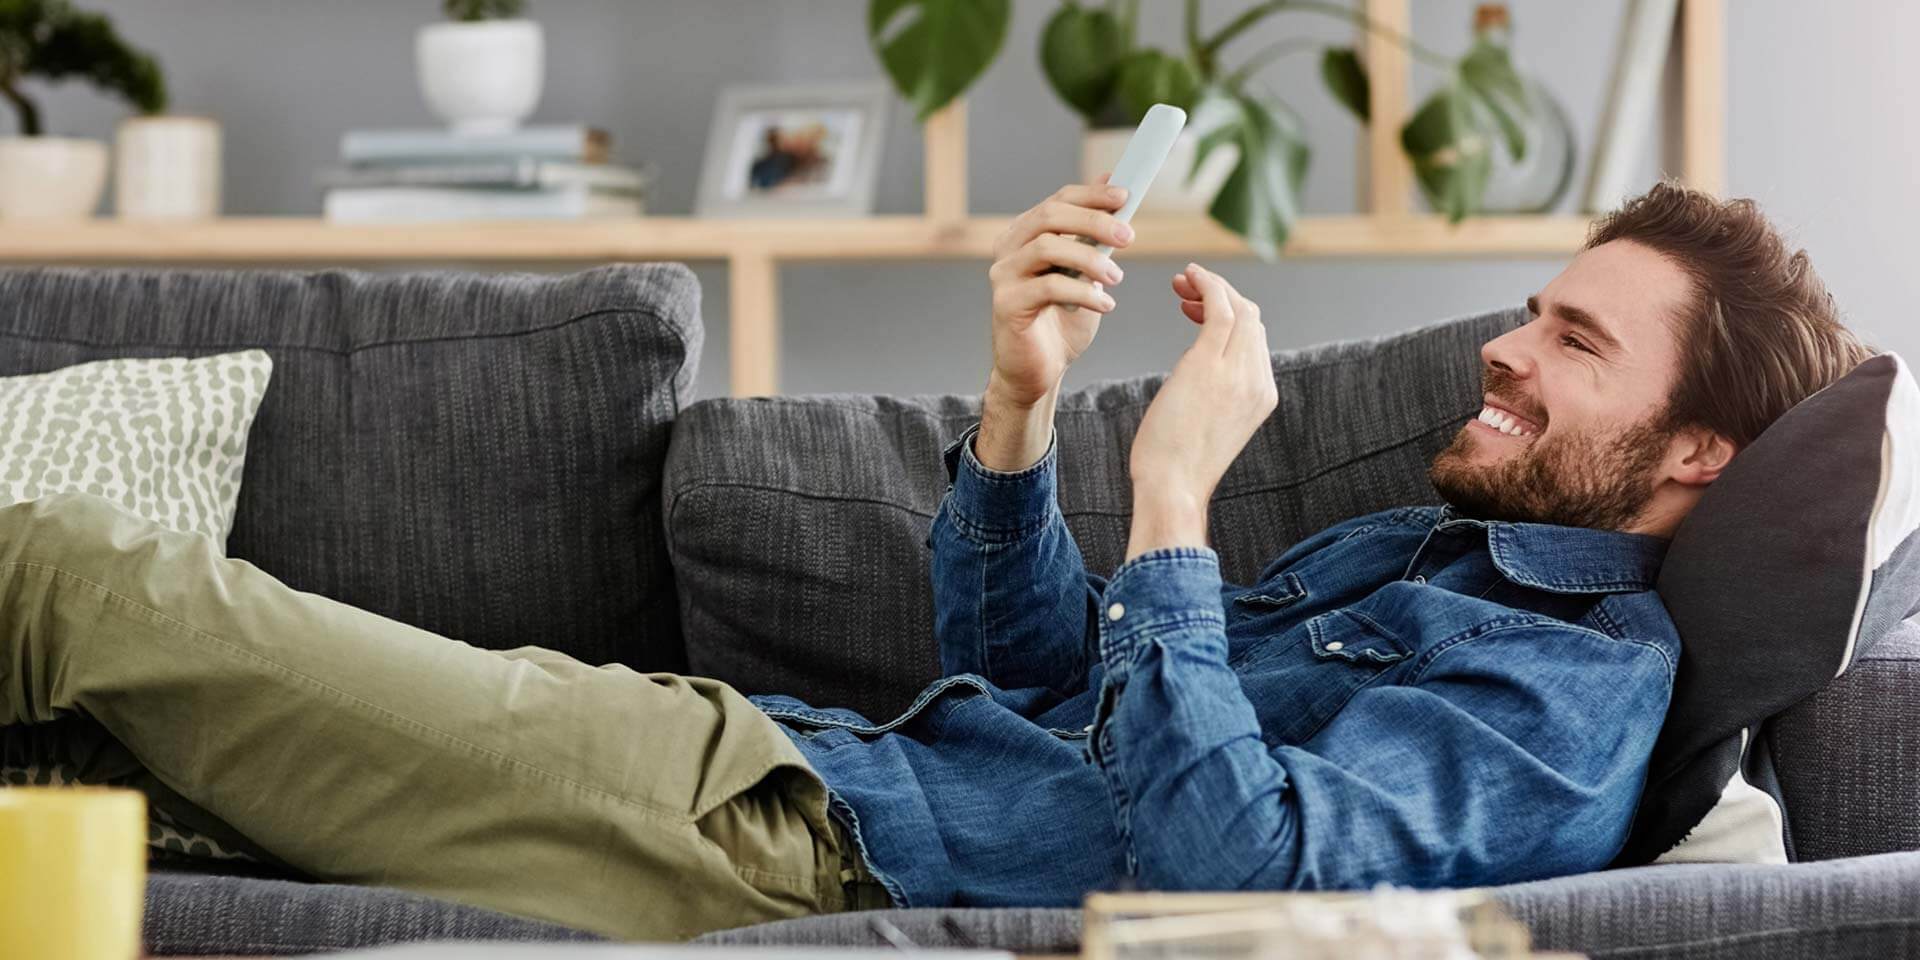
750 422 1679 908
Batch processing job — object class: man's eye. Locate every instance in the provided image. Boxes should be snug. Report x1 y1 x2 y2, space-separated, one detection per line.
1560 334 1592 354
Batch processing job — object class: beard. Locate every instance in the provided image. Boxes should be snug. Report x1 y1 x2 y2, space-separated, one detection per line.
1428 379 1676 532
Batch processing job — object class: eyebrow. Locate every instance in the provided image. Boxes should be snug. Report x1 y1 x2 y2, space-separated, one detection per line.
1527 294 1624 356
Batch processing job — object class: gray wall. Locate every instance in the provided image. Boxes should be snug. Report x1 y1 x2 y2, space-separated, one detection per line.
21 1 1915 400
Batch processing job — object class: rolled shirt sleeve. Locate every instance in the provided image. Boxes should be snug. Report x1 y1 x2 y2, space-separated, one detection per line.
927 423 1104 698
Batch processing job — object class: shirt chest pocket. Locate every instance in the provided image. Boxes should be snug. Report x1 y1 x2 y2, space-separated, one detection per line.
1233 599 1414 746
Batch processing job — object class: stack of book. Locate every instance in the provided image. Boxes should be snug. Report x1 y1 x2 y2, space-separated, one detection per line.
322 125 648 223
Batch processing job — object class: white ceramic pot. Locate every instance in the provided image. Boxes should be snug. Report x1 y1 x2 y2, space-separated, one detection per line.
1080 126 1238 216
0 137 109 220
115 116 222 220
416 19 545 134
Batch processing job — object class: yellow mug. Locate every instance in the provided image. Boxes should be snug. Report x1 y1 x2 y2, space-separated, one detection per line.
0 787 147 960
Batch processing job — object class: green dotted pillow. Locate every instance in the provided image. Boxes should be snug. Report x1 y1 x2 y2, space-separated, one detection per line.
0 350 273 546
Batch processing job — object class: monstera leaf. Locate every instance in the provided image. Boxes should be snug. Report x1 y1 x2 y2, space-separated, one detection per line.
1113 48 1200 124
1401 85 1492 223
1191 88 1310 260
869 0 1011 120
1320 46 1369 122
1040 2 1132 121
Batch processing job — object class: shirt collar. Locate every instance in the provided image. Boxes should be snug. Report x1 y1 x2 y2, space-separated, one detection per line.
1433 504 1669 594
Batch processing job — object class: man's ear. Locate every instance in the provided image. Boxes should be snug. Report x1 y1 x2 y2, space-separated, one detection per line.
1668 427 1738 488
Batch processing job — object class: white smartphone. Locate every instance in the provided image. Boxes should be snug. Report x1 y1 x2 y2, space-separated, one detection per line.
1049 102 1188 280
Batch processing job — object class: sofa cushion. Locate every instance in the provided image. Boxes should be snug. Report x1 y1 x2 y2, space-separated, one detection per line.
1768 616 1920 861
701 852 1920 960
143 870 601 956
1614 354 1920 866
0 265 702 671
664 307 1514 719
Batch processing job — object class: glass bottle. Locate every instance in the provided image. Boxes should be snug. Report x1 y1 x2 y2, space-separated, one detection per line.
1469 3 1577 214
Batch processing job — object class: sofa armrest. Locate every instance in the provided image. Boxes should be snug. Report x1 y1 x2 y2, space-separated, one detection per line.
1768 617 1920 861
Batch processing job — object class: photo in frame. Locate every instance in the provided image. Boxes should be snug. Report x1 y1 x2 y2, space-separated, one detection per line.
695 82 891 218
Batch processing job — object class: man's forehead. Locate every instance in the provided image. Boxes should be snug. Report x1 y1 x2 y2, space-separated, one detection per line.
1535 241 1692 351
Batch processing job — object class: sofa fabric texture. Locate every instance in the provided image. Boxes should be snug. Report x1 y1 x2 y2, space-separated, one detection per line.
663 307 1520 719
700 852 1920 960
0 265 703 672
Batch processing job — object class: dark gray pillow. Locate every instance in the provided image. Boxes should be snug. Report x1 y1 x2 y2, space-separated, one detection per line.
1615 353 1920 865
0 265 702 671
663 307 1516 719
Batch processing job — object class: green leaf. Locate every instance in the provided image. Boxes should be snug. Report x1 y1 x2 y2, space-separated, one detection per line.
1040 3 1129 121
1319 46 1368 123
869 0 1011 121
1401 85 1493 223
1113 48 1200 123
1189 87 1310 260
1458 40 1528 161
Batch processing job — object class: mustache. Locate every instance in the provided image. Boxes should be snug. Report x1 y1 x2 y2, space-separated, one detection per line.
1482 367 1548 425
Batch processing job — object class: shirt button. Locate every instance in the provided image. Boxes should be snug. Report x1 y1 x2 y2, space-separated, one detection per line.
1083 723 1095 733
1413 575 1427 584
1325 641 1345 651
1107 602 1126 621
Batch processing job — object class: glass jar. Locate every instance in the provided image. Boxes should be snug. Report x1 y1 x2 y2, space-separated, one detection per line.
1469 4 1577 214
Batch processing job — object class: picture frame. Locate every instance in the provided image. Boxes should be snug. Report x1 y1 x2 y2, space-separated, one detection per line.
695 82 891 219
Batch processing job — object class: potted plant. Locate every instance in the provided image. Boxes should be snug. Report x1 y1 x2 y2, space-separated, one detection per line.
418 0 543 134
0 0 165 220
869 0 1537 257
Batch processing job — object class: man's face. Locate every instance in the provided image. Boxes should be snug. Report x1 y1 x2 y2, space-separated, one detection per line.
1428 240 1695 531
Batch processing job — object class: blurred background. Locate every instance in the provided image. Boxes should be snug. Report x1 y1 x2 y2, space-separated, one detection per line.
7 0 1913 399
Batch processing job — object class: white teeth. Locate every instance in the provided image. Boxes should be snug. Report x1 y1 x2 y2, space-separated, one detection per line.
1477 405 1535 438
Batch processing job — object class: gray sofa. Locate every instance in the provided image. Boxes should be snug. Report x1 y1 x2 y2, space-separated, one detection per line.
3 264 1918 959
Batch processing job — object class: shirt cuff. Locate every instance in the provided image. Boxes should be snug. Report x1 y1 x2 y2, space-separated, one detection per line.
1096 546 1226 673
938 421 1059 542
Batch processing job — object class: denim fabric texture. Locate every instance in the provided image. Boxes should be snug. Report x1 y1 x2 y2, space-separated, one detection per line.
754 421 1680 908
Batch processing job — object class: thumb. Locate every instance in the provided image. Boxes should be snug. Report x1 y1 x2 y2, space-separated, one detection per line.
1188 265 1237 353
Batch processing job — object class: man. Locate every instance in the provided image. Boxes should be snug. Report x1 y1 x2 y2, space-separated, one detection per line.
0 181 1870 941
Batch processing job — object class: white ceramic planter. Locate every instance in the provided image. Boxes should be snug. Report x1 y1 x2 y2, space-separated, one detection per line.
115 116 222 220
0 137 109 220
416 19 545 134
1080 126 1238 216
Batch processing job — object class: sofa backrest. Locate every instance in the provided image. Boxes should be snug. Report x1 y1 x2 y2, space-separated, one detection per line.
663 307 1517 718
0 265 703 672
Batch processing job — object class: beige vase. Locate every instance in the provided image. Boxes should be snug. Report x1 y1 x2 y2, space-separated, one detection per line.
115 116 223 220
1079 126 1237 217
0 137 109 220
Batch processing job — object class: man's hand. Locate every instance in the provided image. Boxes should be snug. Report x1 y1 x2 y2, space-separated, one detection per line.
976 182 1135 472
1125 264 1278 561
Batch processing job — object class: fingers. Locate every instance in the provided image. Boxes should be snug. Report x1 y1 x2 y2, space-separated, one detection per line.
1000 193 1135 258
996 234 1124 285
1186 264 1237 352
995 272 1116 318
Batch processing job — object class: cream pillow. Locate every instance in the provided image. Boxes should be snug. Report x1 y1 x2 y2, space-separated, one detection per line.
0 351 272 549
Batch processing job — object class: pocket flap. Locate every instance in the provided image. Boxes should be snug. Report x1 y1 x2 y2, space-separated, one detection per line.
1306 608 1413 664
1232 571 1308 608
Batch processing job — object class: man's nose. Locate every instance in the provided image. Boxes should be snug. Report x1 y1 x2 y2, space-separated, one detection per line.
1481 326 1535 380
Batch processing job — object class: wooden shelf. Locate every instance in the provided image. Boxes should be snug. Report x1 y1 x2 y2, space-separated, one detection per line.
0 214 1597 264
0 0 1722 397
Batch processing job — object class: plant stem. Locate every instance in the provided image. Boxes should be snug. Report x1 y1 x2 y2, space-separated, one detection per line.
1185 0 1206 71
1205 0 1453 71
0 79 40 136
1223 37 1325 87
1116 0 1140 47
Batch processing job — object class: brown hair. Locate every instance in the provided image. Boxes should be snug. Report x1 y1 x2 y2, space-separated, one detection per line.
1585 179 1873 448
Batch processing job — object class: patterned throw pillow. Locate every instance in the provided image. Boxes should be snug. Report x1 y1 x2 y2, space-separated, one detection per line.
0 350 274 864
0 350 272 546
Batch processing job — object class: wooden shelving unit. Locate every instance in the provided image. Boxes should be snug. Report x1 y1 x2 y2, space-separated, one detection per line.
0 0 1723 397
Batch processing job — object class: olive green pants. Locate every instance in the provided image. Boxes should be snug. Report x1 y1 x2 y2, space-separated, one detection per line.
0 492 882 941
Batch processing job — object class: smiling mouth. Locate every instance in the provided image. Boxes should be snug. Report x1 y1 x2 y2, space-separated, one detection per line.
1472 402 1543 439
